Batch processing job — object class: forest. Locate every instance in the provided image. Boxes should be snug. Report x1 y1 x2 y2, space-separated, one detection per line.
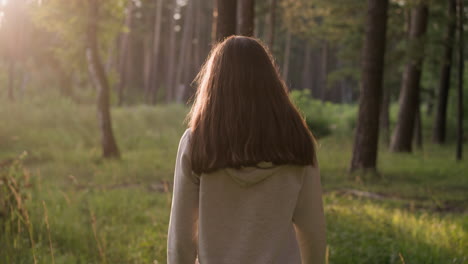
0 0 467 263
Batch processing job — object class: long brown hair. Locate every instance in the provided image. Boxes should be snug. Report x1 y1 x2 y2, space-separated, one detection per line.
187 36 316 174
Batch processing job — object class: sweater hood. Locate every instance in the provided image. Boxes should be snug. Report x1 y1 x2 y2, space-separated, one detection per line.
224 162 282 187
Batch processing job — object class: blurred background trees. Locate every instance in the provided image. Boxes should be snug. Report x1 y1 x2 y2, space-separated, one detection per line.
0 0 466 164
0 1 467 262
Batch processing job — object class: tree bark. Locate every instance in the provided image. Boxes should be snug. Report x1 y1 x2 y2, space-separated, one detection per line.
320 41 328 101
390 4 429 152
87 0 120 159
350 0 389 172
301 43 312 91
266 0 276 48
116 0 134 106
182 28 195 102
380 84 390 146
432 0 456 144
211 0 218 43
165 0 178 102
238 0 254 37
194 0 203 70
143 35 153 99
148 0 164 104
456 0 464 160
214 0 237 42
282 30 291 83
414 103 423 149
175 0 195 103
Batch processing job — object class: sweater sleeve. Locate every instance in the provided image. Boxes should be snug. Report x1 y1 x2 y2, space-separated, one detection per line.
167 129 200 264
293 163 327 264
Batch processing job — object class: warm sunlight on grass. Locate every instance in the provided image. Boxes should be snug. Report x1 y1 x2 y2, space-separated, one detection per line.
326 196 467 263
1 96 466 263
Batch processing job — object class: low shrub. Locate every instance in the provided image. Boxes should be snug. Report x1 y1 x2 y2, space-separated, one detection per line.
290 90 357 137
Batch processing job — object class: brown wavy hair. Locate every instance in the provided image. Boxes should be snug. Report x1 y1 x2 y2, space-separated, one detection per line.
187 36 316 174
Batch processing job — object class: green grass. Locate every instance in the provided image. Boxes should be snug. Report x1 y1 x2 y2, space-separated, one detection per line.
0 96 467 264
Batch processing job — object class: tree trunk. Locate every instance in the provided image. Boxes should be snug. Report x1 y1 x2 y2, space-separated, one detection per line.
456 0 464 160
282 30 291 83
350 0 389 172
211 0 218 43
194 0 203 70
165 0 178 102
266 0 276 48
426 88 435 116
117 0 134 106
301 44 312 92
87 0 120 159
7 61 15 101
182 28 195 102
238 0 254 37
380 84 390 146
320 41 328 101
175 0 195 103
390 4 429 153
148 0 164 104
143 35 153 100
214 0 237 42
414 103 423 149
432 0 456 144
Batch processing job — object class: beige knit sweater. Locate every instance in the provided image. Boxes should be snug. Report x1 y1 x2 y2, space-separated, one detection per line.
167 130 326 264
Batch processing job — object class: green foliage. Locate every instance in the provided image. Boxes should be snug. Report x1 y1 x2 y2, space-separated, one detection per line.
290 90 357 138
31 0 127 84
281 0 366 89
280 0 365 44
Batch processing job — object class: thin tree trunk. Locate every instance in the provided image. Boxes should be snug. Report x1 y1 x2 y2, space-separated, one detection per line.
380 84 390 146
456 0 464 160
432 0 456 144
87 0 120 159
390 4 429 152
175 0 194 103
214 0 237 42
117 0 134 106
238 0 254 37
426 88 435 116
143 35 153 99
19 72 28 98
301 43 312 91
148 0 164 104
48 57 74 98
7 61 15 101
183 28 195 102
350 0 389 172
105 39 116 74
194 0 203 70
320 41 328 101
211 0 218 43
414 103 423 149
165 0 178 102
282 30 291 83
266 0 276 48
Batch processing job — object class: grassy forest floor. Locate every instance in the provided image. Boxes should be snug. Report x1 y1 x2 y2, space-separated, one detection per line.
0 96 467 264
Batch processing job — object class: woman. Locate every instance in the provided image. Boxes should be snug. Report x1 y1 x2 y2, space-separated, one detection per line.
167 36 326 264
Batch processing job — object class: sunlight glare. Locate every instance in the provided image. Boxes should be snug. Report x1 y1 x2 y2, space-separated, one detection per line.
1 0 7 7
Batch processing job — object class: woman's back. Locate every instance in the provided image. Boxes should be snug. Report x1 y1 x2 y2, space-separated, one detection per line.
167 36 326 264
168 130 326 264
